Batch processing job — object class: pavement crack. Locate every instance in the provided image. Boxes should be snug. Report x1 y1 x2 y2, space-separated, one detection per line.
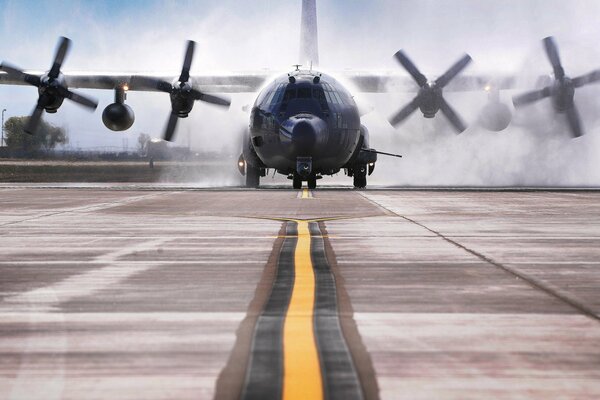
357 192 600 324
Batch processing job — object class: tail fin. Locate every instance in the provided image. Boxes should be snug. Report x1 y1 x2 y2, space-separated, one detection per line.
299 0 319 68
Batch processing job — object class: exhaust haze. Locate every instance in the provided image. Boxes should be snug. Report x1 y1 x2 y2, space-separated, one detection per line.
2 0 600 186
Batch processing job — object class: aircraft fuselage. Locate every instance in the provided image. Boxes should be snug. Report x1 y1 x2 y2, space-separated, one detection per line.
244 70 365 180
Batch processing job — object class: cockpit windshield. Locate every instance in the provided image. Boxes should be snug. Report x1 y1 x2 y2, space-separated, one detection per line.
297 87 312 98
279 86 329 112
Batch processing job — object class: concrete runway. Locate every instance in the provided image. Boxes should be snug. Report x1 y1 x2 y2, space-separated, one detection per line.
1 186 599 399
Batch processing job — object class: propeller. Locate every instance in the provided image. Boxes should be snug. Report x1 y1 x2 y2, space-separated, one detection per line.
0 37 98 135
512 36 600 138
131 41 231 142
388 50 472 133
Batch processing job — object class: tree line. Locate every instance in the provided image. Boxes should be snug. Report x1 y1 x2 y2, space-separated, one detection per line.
2 116 67 157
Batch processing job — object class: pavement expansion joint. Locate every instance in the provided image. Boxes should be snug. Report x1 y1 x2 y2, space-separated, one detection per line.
217 220 369 400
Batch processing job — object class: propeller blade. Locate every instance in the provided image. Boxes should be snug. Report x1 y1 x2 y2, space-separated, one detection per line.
393 50 427 87
190 89 231 107
63 88 98 110
435 54 472 88
179 40 196 83
48 37 71 79
0 62 41 86
512 87 552 107
543 36 565 80
24 96 49 135
439 96 467 133
388 97 419 127
572 69 600 88
565 105 583 138
163 112 180 142
130 76 173 93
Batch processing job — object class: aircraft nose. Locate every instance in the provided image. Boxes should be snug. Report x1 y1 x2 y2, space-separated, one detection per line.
280 115 328 156
291 119 317 153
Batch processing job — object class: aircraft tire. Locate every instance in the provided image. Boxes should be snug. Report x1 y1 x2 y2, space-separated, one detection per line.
246 165 260 188
353 176 367 188
353 164 367 189
292 174 302 189
307 175 317 189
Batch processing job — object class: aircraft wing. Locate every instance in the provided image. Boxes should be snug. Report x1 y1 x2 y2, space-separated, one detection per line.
337 71 518 93
0 71 272 93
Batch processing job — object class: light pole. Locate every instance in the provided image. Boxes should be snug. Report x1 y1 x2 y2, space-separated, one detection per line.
1 109 5 147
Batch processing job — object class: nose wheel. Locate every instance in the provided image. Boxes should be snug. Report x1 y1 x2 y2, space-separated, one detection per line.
292 173 318 189
293 173 302 189
353 164 367 189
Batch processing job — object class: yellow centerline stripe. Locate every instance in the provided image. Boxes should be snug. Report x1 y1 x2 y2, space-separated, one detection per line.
282 221 323 400
301 189 310 199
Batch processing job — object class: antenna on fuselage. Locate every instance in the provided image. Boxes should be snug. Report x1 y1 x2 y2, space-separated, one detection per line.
292 64 302 72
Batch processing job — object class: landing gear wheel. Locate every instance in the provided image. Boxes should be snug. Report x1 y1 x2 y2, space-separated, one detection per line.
292 173 302 189
246 165 260 188
307 175 317 189
353 165 367 189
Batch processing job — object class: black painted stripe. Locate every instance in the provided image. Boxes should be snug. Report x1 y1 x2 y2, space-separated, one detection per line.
241 220 364 400
241 222 297 400
311 222 364 400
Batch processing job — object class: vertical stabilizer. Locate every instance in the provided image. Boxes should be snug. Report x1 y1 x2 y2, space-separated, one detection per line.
300 0 319 67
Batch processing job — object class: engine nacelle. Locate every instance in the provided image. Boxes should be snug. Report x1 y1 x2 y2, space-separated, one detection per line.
479 101 512 132
170 90 195 118
39 73 66 113
418 84 442 118
102 103 135 131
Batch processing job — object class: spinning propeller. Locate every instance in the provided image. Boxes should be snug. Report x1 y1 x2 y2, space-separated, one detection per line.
0 37 98 135
131 41 231 142
512 36 600 138
389 50 472 133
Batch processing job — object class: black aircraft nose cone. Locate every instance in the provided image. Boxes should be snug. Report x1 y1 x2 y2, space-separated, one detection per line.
280 114 328 157
291 119 317 154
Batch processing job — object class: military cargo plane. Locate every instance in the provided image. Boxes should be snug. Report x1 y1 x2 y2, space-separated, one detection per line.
2 0 600 188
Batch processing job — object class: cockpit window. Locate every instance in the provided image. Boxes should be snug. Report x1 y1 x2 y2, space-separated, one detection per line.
270 84 286 106
312 87 329 110
283 88 297 102
322 83 347 106
278 83 336 113
257 89 273 106
297 87 312 98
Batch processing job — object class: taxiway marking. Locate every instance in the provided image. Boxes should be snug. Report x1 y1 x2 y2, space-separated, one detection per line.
283 221 323 400
1 238 169 312
300 189 313 199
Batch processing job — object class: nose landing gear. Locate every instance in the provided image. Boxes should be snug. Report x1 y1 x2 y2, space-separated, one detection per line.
292 172 318 189
307 174 317 189
293 173 302 189
352 164 367 189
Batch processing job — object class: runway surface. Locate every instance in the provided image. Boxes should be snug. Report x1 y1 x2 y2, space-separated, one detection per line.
1 186 600 399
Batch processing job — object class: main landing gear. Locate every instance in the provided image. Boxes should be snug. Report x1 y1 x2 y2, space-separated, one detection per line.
246 165 262 188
